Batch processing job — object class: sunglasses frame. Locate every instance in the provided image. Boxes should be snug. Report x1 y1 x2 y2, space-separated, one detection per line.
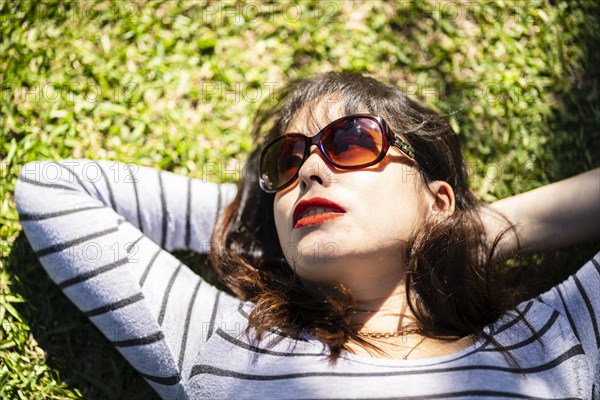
258 114 416 193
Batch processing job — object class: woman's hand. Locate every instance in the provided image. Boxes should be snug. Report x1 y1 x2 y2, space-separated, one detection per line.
479 168 600 260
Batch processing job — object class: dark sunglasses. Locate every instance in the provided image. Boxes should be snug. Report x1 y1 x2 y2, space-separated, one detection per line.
258 114 416 193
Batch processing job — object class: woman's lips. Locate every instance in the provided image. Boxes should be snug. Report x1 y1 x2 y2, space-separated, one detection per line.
292 197 346 228
293 211 345 229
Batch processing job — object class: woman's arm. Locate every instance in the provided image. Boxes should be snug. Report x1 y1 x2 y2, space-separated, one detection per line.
15 159 239 399
480 168 600 259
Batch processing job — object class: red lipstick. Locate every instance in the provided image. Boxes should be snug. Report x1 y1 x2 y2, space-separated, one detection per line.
293 197 346 229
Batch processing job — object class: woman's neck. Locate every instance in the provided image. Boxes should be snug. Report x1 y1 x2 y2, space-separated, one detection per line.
300 273 416 335
350 285 418 334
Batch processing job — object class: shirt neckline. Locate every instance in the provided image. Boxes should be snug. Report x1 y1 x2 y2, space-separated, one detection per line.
240 298 538 367
329 297 539 367
335 326 491 367
309 325 491 367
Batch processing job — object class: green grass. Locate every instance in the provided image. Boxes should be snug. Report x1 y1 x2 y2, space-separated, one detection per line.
1 0 599 398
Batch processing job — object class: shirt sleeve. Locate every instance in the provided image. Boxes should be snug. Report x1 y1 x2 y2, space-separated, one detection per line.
14 159 240 400
537 250 600 380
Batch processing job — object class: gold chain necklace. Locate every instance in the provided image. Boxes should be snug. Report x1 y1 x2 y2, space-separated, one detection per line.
356 328 423 339
355 328 426 360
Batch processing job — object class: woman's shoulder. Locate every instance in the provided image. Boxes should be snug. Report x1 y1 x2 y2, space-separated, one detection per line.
534 250 600 322
489 250 600 357
498 251 599 322
489 294 559 340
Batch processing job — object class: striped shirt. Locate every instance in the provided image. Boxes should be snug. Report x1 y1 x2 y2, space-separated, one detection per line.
15 159 600 400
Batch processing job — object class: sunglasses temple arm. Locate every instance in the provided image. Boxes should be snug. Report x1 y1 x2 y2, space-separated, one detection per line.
392 135 416 160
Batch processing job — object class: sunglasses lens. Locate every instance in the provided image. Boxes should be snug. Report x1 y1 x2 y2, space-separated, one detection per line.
323 118 384 166
260 135 306 191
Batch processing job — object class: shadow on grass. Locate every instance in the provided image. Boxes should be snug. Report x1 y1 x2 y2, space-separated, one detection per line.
8 233 160 400
533 5 600 287
544 6 600 184
489 17 600 297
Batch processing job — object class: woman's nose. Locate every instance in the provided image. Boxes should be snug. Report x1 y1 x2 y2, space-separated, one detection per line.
297 145 335 191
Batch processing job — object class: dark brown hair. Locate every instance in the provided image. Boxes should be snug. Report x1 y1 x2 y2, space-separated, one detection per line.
210 72 538 364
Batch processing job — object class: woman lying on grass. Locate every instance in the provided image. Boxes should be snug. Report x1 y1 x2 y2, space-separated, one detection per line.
16 72 600 399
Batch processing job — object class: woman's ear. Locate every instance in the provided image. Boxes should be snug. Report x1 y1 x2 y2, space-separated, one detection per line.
427 180 456 216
